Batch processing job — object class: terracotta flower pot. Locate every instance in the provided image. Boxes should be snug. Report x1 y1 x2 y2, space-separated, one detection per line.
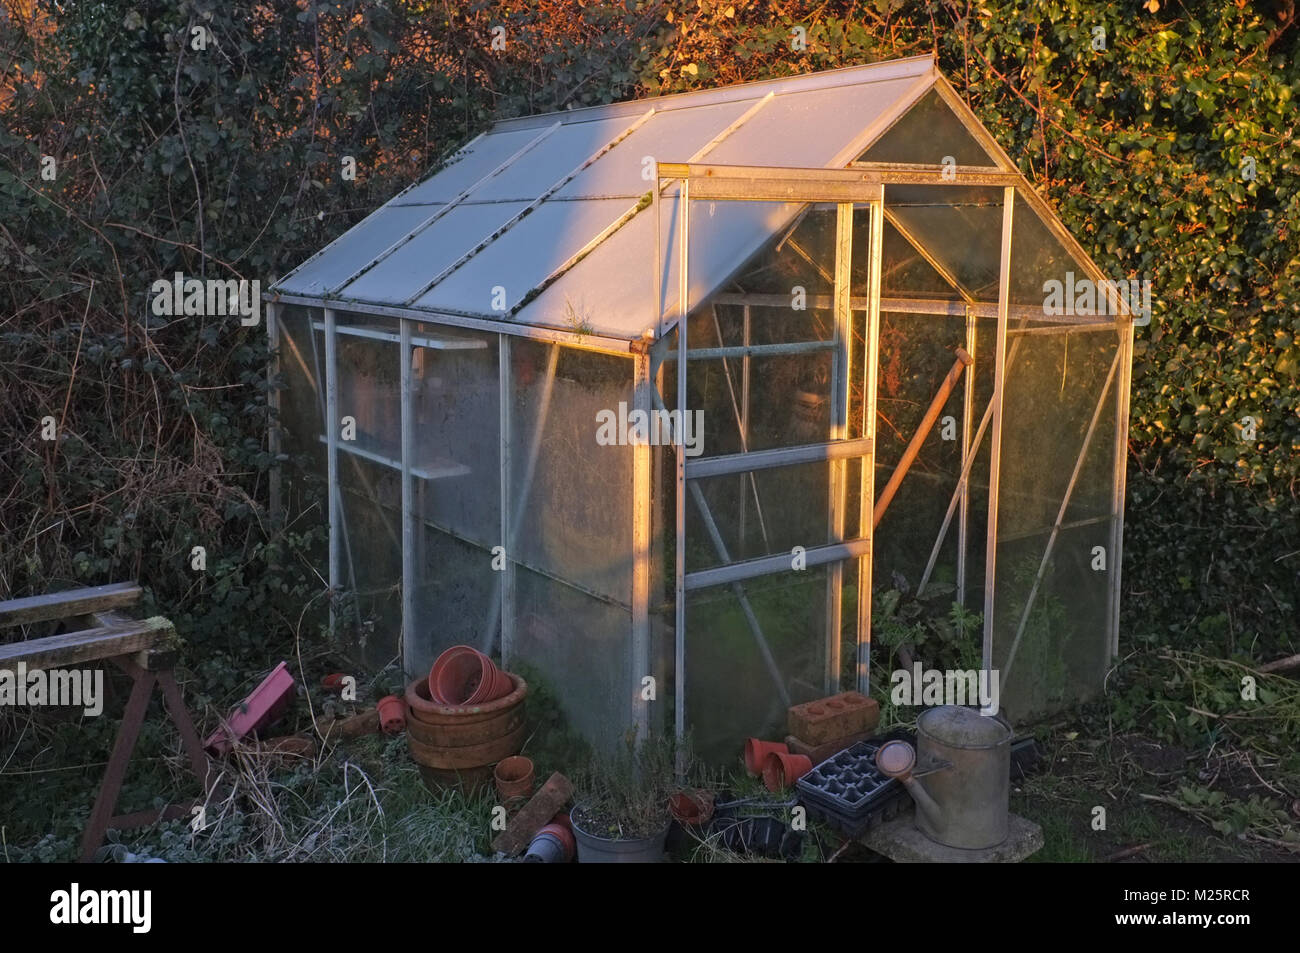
669 789 715 826
429 645 488 705
376 694 405 734
763 751 812 792
743 738 789 777
470 664 515 705
493 755 535 801
429 645 515 706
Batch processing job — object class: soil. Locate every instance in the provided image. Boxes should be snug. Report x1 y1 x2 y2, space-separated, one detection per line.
571 803 669 841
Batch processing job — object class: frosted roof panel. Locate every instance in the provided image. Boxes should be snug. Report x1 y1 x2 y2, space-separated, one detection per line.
705 75 923 167
466 117 637 202
416 199 630 314
397 129 544 205
555 100 753 199
337 202 526 304
278 205 441 296
511 198 666 338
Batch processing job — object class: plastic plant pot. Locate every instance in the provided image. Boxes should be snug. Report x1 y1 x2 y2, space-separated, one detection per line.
763 751 813 792
493 755 535 801
743 738 789 777
376 695 406 734
524 822 576 863
571 808 670 863
321 673 349 695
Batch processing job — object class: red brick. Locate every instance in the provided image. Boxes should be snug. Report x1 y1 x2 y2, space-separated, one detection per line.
787 692 879 746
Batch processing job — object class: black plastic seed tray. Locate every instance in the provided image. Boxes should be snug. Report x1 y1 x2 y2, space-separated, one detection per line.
795 730 915 819
800 784 909 838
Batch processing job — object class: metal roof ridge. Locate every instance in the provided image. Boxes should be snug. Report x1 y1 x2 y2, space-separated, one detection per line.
490 54 936 131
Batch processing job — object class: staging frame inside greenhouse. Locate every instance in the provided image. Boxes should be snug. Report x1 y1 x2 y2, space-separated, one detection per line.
267 55 1136 757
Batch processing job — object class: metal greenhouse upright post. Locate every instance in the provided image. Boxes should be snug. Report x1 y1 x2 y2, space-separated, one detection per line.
1109 321 1135 659
982 189 1015 676
400 318 414 673
324 307 340 633
857 194 883 697
498 333 515 668
632 351 653 737
674 178 689 745
826 202 853 693
266 301 282 526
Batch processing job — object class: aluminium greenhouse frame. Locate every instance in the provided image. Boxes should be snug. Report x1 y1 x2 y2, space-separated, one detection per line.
267 59 1135 747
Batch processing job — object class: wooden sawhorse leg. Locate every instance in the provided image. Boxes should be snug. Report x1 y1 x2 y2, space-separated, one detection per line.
78 656 213 862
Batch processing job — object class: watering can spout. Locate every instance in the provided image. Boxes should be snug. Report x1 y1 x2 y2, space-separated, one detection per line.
874 739 945 831
897 773 944 831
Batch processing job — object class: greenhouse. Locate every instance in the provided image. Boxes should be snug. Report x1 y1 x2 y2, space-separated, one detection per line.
266 54 1135 759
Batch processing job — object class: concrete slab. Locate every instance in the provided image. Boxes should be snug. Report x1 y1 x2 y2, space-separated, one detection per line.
859 808 1043 863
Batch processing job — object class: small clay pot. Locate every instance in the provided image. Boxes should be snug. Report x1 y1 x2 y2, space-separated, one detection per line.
743 738 789 777
493 755 535 801
669 789 715 827
376 694 406 734
763 751 812 792
429 645 514 706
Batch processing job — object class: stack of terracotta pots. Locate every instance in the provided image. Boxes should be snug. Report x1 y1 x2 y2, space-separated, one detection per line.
405 646 527 793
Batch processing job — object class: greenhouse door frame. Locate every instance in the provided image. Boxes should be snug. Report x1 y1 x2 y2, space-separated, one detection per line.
657 164 892 743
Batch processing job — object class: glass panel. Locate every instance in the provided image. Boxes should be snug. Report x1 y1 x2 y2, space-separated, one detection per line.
410 323 498 546
857 88 1003 167
512 566 632 754
871 311 968 593
879 219 964 301
408 529 497 682
555 101 752 199
333 316 403 668
991 328 1119 719
686 460 835 571
276 304 327 480
274 304 328 581
503 343 636 751
406 323 500 680
685 560 856 762
1007 194 1132 325
507 341 634 605
884 185 1005 300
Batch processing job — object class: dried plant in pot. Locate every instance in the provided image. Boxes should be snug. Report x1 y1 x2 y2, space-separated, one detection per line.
570 731 680 863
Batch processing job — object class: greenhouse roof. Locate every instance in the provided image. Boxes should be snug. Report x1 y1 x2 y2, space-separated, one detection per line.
271 55 1037 342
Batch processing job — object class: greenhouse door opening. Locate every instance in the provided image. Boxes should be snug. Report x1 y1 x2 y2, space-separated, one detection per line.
654 171 884 759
